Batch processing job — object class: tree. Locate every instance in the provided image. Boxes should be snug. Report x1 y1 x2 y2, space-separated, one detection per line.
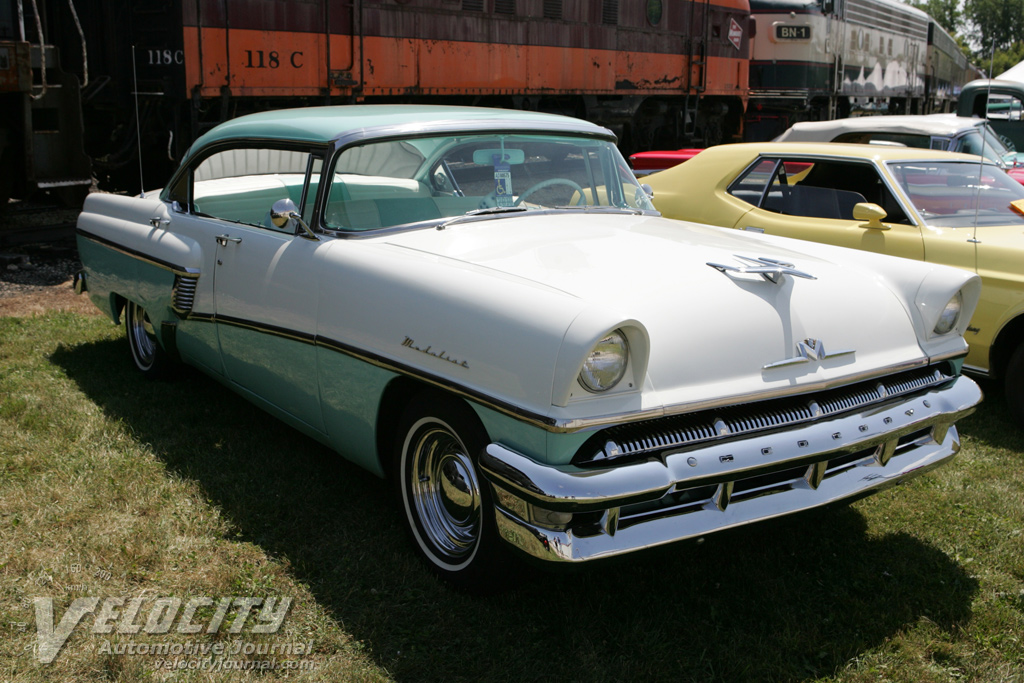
963 0 1024 54
988 42 1024 78
909 0 961 35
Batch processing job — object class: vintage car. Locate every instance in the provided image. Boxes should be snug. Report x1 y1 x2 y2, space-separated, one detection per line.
773 114 1024 184
959 78 1024 152
645 142 1024 423
76 106 982 588
628 148 706 176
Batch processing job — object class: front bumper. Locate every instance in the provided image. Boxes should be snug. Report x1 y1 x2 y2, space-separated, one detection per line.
479 375 981 563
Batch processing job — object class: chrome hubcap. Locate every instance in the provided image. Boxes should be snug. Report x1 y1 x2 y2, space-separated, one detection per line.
408 424 481 562
127 302 157 369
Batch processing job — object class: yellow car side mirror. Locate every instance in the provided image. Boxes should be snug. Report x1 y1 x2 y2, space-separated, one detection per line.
852 202 890 230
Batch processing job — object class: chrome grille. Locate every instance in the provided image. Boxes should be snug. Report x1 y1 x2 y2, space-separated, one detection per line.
171 274 199 316
582 365 952 464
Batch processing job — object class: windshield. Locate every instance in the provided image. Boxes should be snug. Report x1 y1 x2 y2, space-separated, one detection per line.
955 124 1015 166
322 133 655 231
889 160 1024 228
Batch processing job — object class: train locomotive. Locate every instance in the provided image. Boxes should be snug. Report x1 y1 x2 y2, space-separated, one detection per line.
745 0 976 140
0 0 751 204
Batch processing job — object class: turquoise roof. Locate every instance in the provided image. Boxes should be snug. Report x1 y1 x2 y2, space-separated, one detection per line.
187 104 610 156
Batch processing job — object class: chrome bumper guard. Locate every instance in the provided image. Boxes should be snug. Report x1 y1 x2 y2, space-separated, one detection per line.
479 375 981 563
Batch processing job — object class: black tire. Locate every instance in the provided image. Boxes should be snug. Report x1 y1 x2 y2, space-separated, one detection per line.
1004 343 1024 426
124 300 169 378
394 391 507 590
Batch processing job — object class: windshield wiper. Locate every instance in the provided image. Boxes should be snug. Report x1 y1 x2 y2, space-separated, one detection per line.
554 204 648 215
437 205 527 229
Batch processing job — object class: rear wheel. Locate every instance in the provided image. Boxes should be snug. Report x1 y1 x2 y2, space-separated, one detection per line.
1004 343 1024 425
394 392 506 590
125 300 168 377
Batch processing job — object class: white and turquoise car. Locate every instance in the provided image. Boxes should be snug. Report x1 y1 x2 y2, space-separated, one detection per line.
77 105 982 588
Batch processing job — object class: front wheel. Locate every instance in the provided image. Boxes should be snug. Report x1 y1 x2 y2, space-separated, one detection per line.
125 300 169 377
394 392 507 590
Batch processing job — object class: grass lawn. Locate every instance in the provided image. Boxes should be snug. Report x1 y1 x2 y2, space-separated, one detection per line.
1 311 1021 682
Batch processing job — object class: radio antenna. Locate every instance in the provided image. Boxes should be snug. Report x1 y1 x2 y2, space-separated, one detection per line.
132 45 146 198
970 45 998 243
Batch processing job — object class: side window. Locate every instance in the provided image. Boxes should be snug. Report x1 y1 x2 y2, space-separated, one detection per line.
190 147 317 231
759 159 911 224
986 93 1024 121
727 158 778 206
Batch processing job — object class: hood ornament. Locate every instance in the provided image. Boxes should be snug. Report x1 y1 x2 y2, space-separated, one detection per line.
707 255 817 284
764 338 856 370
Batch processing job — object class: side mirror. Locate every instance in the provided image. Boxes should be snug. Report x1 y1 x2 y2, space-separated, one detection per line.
641 183 654 198
852 202 890 230
270 198 300 228
270 198 319 240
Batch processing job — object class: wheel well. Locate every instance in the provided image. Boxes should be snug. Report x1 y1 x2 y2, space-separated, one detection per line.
375 378 488 479
110 293 126 324
990 315 1024 381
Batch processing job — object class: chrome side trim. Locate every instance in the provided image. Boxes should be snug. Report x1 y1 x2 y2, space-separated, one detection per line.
314 335 559 427
481 376 982 563
962 364 990 378
77 229 201 278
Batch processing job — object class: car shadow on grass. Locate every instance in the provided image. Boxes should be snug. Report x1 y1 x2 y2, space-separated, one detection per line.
53 337 981 683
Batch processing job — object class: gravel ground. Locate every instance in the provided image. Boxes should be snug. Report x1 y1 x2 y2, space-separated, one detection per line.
0 240 101 318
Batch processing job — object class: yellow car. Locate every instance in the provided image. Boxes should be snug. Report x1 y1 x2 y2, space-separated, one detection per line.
646 142 1024 422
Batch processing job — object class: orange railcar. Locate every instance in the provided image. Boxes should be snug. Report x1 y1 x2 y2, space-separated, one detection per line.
181 0 750 150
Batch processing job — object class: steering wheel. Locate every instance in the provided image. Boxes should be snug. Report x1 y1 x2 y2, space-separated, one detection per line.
513 178 586 206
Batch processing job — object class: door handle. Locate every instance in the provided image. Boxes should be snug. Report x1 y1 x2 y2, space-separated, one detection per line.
215 234 242 246
150 217 170 229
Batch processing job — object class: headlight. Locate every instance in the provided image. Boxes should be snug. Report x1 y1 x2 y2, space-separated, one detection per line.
933 291 963 335
579 329 629 393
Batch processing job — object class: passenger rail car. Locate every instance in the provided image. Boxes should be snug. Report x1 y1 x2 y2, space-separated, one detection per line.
745 0 971 140
0 0 751 205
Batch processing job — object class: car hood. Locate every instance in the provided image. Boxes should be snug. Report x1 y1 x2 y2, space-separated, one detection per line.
381 212 945 411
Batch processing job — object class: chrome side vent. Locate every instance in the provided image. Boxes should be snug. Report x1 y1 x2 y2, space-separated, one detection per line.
171 273 199 316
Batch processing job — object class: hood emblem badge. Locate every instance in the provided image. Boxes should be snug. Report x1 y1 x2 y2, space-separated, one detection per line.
707 255 817 284
763 338 856 370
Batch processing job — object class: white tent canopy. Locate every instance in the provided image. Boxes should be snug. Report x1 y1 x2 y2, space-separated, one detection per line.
996 61 1024 83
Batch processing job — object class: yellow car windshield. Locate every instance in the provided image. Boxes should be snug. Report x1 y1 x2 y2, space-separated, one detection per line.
889 161 1024 228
